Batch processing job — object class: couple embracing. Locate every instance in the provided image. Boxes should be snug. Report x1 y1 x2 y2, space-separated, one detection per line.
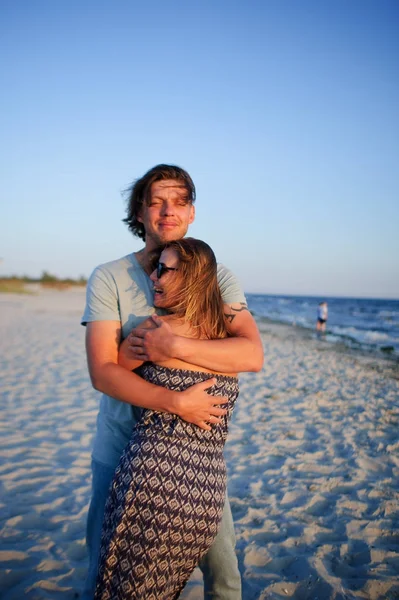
81 164 264 599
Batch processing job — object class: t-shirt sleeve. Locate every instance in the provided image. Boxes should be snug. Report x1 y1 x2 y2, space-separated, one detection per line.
81 266 120 325
217 263 247 305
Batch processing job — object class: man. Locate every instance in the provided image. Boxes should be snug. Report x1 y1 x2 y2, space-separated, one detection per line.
81 164 263 599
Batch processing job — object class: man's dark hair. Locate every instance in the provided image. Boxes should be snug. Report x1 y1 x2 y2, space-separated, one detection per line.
123 164 196 240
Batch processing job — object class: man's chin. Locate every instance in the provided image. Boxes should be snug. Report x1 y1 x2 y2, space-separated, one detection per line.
157 228 187 243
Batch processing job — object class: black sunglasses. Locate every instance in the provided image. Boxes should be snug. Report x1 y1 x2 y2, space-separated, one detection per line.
156 262 178 279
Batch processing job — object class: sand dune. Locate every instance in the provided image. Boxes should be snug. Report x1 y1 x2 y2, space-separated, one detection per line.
0 290 398 599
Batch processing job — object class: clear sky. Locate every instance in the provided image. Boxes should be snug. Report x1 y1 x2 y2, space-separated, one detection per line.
1 0 398 298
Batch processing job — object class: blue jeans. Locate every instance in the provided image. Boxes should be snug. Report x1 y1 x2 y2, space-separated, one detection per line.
81 459 241 599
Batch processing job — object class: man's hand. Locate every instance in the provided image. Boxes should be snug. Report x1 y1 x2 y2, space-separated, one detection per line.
128 315 176 362
173 378 227 431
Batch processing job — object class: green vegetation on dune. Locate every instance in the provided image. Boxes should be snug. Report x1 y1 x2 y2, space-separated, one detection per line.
0 272 87 293
0 279 33 294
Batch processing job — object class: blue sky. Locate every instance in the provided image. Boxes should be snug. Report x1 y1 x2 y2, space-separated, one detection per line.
1 0 398 298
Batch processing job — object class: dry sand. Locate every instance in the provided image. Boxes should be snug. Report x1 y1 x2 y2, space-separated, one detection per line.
0 289 398 600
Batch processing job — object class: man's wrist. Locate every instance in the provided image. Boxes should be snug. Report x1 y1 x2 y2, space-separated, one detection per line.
167 389 182 416
155 386 181 416
170 334 189 361
167 332 178 360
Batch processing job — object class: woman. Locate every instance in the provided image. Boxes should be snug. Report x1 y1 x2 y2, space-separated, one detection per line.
94 238 240 600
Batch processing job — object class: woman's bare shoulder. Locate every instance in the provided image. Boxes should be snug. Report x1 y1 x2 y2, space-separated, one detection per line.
138 315 193 335
138 316 159 330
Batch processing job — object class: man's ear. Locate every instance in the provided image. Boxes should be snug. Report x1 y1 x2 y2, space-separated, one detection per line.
189 204 195 224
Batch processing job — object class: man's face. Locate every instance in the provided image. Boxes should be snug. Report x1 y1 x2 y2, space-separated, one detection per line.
138 179 195 249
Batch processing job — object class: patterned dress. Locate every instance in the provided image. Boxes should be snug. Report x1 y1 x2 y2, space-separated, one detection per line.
94 363 239 600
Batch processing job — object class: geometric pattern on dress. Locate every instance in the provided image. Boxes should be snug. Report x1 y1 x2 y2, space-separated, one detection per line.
94 364 239 600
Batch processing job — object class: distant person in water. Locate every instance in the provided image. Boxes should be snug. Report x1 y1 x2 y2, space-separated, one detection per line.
316 301 328 333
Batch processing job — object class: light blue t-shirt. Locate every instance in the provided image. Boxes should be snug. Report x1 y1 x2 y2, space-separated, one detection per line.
82 252 246 468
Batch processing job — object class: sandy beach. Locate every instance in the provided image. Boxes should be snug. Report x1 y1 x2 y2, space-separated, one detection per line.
0 288 398 600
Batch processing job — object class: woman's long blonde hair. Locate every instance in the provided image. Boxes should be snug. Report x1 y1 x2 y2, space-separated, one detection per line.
154 238 228 340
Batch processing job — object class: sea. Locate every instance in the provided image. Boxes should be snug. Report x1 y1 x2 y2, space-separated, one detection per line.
246 294 399 360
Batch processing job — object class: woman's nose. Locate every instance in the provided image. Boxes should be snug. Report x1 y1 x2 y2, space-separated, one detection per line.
150 269 157 282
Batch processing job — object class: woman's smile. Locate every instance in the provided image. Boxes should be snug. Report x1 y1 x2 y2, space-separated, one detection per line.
150 247 179 308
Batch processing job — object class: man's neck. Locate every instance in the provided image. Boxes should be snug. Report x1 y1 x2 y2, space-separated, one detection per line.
135 245 154 275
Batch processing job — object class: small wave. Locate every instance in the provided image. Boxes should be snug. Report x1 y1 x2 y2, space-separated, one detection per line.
332 326 392 345
364 331 390 342
331 326 359 337
378 310 399 321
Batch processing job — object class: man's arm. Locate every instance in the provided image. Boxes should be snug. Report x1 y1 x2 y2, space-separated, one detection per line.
86 321 227 431
128 303 264 373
